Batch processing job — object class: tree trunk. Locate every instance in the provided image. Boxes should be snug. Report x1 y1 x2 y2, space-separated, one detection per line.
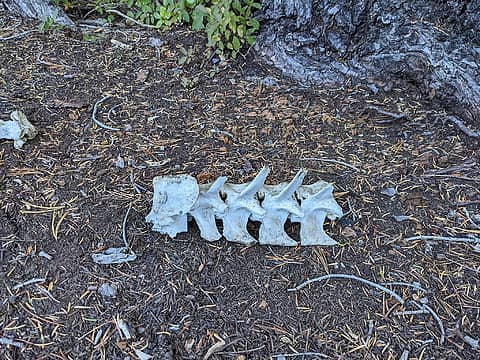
256 0 480 127
4 0 74 26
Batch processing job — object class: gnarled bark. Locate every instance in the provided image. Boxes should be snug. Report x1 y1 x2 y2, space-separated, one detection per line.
256 0 480 128
4 0 74 26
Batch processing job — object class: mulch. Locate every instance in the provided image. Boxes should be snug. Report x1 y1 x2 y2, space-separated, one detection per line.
1 11 479 360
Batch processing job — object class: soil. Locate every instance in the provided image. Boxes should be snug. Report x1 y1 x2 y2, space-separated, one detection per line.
1 11 480 360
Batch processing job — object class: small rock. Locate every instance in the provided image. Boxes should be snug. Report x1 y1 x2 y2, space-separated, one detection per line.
258 300 268 310
420 297 429 304
184 338 195 353
115 155 125 168
149 37 163 48
97 283 117 298
341 226 357 238
393 215 410 222
424 242 433 256
134 349 153 360
380 187 397 197
280 336 292 345
136 69 149 83
38 251 53 260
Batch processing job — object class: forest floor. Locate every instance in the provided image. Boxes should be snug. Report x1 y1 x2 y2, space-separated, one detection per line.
1 11 480 360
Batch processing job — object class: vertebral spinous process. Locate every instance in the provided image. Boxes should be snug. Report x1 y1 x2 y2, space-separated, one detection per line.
146 167 343 246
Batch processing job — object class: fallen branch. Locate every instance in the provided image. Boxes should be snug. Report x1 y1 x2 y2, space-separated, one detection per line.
367 105 407 121
0 29 38 41
365 319 374 344
13 277 46 290
412 301 445 345
300 157 361 172
92 95 120 131
0 337 24 349
382 281 426 292
122 203 133 248
272 352 329 359
463 208 480 230
393 309 430 316
288 273 404 304
36 284 60 303
106 9 157 29
405 235 480 245
446 116 480 138
203 338 226 360
399 350 409 360
454 318 480 350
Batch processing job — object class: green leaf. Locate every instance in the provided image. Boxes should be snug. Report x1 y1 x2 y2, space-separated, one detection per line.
191 5 207 30
246 35 255 45
232 0 242 12
237 24 244 37
247 18 259 31
232 35 240 50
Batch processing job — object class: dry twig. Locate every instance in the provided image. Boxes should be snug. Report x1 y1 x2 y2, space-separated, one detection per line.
0 337 24 349
272 352 329 358
405 235 480 245
106 9 157 29
203 338 226 360
463 208 480 230
367 105 407 121
13 277 46 290
382 281 426 292
288 273 404 304
92 95 120 131
446 116 480 138
412 301 445 345
122 203 133 248
0 29 38 41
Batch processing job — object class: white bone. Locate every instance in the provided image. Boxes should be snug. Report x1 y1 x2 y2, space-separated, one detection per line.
190 176 228 241
292 182 344 245
145 175 199 237
0 111 38 149
146 168 343 246
219 167 269 245
254 169 306 246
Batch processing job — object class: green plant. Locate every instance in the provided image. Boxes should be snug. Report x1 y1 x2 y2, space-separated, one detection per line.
89 0 261 58
53 0 77 11
192 0 261 58
38 16 63 32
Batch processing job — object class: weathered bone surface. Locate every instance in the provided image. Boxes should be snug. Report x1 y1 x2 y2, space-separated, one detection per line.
0 111 38 149
146 167 343 246
145 175 199 237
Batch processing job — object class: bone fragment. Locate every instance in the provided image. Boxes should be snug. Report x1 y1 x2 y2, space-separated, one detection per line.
0 111 37 149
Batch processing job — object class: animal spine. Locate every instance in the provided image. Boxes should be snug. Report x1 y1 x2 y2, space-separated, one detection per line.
146 167 343 246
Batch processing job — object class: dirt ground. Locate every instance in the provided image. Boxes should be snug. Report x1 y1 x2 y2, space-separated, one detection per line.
1 10 480 360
